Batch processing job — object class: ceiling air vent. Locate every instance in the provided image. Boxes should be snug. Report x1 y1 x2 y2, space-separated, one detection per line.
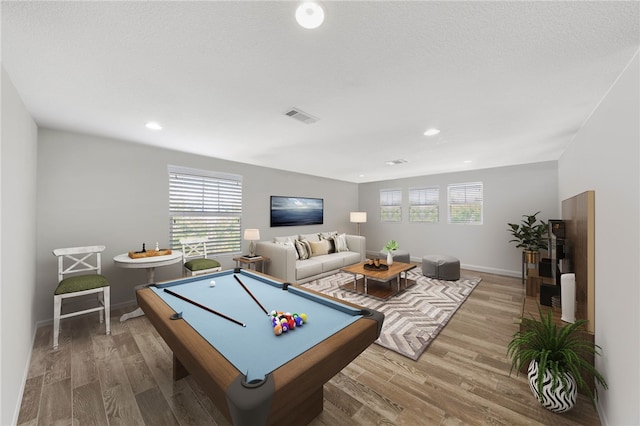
284 107 319 124
385 159 408 166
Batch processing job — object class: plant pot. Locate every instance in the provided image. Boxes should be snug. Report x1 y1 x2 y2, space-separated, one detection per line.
527 360 577 413
386 251 393 266
523 250 540 265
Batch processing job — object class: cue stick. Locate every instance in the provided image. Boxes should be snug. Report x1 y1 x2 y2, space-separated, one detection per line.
233 274 269 315
163 288 246 327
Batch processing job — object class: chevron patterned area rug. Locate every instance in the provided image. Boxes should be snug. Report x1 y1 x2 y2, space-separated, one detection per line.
302 269 482 360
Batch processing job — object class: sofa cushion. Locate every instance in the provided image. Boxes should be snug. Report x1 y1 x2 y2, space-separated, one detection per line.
296 259 323 280
331 251 361 266
312 254 344 272
299 233 320 242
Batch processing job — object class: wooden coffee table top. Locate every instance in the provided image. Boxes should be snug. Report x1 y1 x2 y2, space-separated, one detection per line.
341 261 416 279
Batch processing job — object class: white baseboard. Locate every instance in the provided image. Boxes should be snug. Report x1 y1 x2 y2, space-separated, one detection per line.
364 251 522 278
460 263 521 278
34 299 138 329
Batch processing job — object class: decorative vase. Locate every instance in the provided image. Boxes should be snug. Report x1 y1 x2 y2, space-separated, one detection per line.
527 360 577 413
386 251 393 266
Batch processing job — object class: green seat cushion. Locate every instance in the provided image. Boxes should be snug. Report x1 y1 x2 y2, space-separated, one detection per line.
185 258 221 272
55 274 110 295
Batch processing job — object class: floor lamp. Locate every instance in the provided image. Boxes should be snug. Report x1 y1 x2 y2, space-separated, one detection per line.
350 212 367 236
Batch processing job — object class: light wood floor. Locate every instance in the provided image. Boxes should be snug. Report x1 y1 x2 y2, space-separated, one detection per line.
18 270 601 425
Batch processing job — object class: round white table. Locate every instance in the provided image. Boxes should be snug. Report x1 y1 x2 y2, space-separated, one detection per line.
114 251 183 322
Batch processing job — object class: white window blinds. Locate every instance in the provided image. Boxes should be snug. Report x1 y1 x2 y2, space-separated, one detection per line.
168 165 243 253
380 189 402 222
409 187 439 223
448 182 483 224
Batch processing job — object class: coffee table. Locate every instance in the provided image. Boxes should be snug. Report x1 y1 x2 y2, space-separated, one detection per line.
340 261 416 296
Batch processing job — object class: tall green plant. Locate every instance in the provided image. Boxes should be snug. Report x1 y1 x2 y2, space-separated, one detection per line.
507 211 549 251
507 305 608 407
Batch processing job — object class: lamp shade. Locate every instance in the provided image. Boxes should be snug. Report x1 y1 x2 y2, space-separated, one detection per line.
244 229 260 241
350 212 367 223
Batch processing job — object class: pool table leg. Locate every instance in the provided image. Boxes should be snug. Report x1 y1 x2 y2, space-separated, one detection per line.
173 354 189 381
269 386 323 424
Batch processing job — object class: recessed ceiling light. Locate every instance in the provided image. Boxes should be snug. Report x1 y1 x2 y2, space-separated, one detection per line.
295 2 325 29
463 160 472 164
145 121 162 130
424 128 440 136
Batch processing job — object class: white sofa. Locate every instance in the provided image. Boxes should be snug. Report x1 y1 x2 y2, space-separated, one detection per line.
256 232 365 283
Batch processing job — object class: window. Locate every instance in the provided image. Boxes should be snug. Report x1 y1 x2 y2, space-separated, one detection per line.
409 187 439 223
448 182 483 224
380 189 402 222
168 165 242 254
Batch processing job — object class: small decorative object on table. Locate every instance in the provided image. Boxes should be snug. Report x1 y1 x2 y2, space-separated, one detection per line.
364 263 388 271
128 243 172 259
384 240 399 266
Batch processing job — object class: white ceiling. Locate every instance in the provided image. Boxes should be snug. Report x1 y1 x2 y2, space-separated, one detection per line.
2 1 639 183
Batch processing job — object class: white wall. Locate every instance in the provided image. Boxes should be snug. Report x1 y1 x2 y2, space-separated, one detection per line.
36 129 360 322
1 67 38 425
358 161 559 276
558 52 639 425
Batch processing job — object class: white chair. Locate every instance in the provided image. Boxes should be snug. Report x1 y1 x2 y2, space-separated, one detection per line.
52 245 110 349
180 237 222 276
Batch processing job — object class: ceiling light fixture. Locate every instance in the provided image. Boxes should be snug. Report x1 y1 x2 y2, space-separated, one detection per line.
295 2 325 29
424 128 440 136
145 121 162 130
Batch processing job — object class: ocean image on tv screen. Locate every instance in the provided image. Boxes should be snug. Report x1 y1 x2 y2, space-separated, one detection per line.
271 196 324 227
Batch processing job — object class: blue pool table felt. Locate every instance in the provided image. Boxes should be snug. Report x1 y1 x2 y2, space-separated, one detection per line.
151 270 362 383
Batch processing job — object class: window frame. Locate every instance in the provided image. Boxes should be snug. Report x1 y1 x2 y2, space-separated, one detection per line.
380 188 402 223
447 182 483 225
409 186 440 223
168 165 243 254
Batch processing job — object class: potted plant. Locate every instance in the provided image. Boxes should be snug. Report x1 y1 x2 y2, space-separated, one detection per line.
507 211 549 264
383 240 398 265
507 305 607 413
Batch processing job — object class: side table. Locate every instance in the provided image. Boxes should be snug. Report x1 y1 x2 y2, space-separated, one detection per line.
233 255 269 273
113 251 183 321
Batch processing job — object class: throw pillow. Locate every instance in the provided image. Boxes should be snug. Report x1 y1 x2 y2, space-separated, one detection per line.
295 239 311 260
309 239 329 256
274 235 297 244
319 231 338 239
320 232 338 253
333 233 349 252
276 237 299 260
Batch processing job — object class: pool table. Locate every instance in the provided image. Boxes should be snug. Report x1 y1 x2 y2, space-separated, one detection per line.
136 268 384 426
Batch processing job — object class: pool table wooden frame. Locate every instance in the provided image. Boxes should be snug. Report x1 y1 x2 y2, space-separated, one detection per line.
136 271 383 426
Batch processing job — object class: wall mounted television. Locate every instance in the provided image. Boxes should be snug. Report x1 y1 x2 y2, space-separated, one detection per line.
270 196 324 227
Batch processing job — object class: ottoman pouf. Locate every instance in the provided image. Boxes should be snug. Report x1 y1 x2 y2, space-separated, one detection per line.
422 255 460 280
378 249 410 263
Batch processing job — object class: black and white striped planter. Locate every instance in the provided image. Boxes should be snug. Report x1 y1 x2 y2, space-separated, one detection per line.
527 360 577 413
